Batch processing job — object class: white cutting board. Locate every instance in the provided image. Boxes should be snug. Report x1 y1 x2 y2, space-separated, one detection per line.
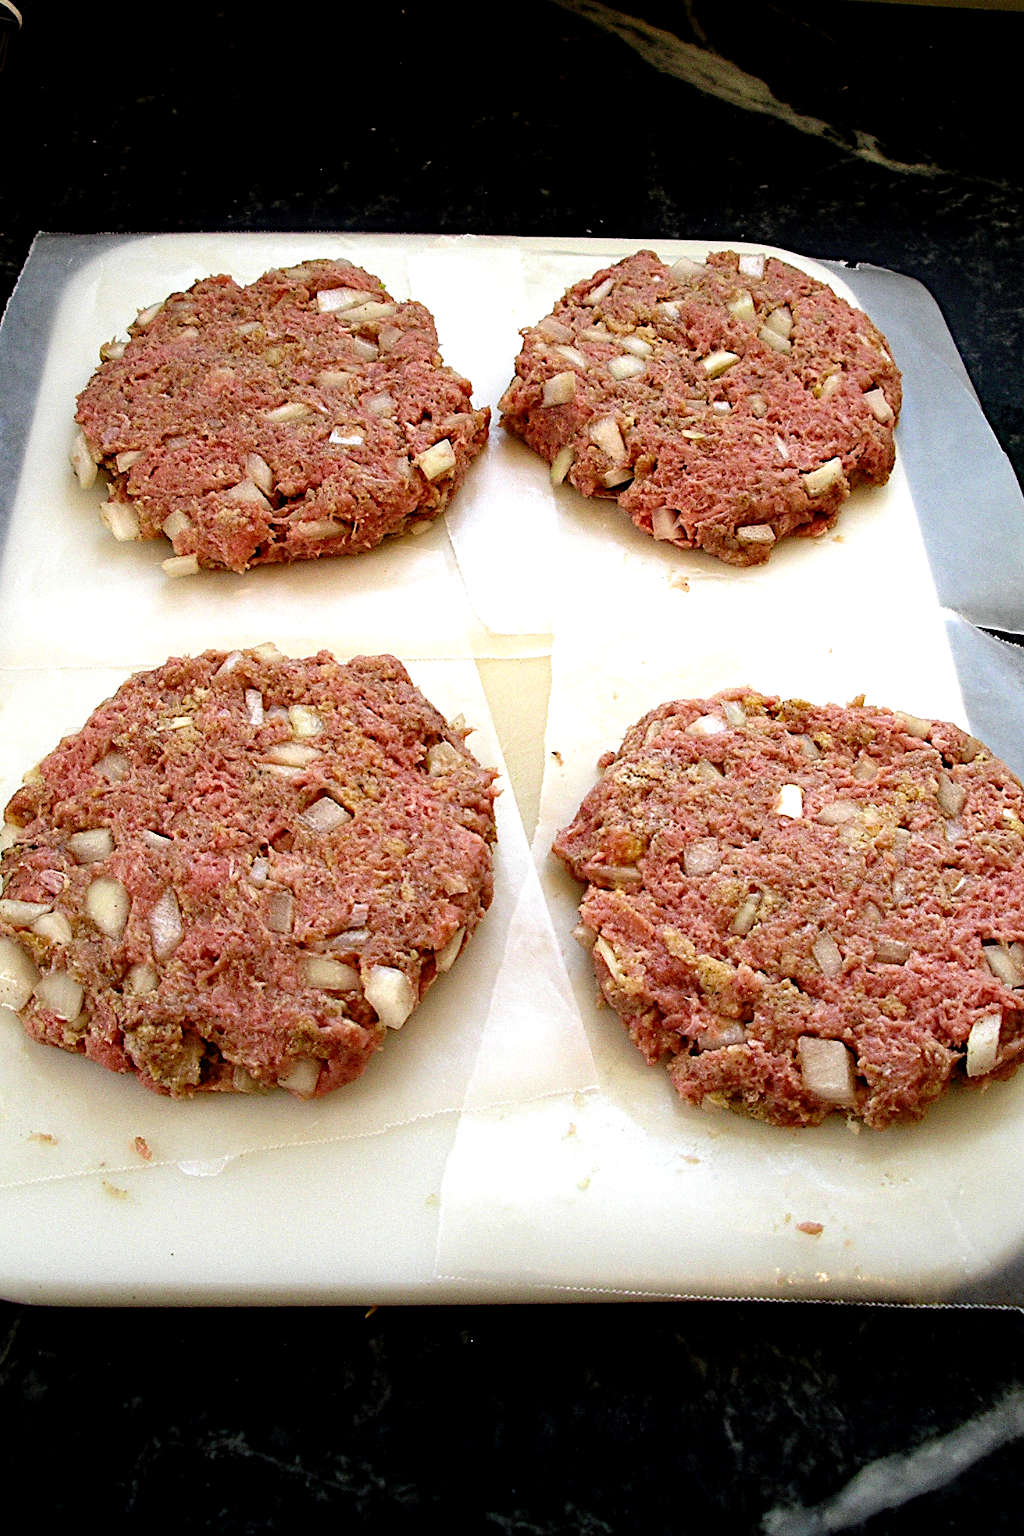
1 232 1020 1305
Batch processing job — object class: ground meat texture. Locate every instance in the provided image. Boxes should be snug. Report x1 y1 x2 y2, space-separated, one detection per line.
499 250 901 566
553 691 1024 1129
73 259 490 573
0 649 497 1098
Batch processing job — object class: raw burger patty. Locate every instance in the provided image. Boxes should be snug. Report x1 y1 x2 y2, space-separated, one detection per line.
73 259 490 573
0 648 497 1098
553 690 1024 1128
500 250 901 565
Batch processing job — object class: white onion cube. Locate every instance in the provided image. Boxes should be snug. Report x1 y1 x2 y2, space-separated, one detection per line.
364 965 416 1029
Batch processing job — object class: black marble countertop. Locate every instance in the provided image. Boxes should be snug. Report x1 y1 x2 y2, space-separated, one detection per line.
2 2 1023 1530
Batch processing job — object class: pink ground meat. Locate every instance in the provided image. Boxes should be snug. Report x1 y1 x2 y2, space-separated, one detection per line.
74 259 490 573
553 690 1024 1128
0 648 497 1098
500 250 901 566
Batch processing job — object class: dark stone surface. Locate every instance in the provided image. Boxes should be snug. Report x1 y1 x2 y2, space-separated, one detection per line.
1 1 1023 1528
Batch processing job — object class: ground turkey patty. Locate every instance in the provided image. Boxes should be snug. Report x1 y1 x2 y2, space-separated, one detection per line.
553 690 1024 1128
0 648 497 1098
500 250 901 565
72 259 490 573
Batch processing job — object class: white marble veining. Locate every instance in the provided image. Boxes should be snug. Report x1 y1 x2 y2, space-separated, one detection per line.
554 0 944 175
762 1386 1024 1533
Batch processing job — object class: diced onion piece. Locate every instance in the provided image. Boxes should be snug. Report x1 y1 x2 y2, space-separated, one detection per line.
797 1036 857 1107
85 876 130 939
0 899 51 927
775 783 803 819
435 927 465 973
607 355 646 380
329 428 364 446
32 911 73 946
816 799 859 827
367 391 395 417
589 416 627 464
727 290 755 323
895 711 930 740
774 434 790 463
136 301 163 327
223 478 271 507
350 337 379 361
279 1058 320 1096
542 370 577 406
812 931 843 980
702 349 739 378
245 688 265 726
550 444 575 486
364 965 416 1029
317 370 351 388
875 937 911 964
215 651 243 677
730 892 762 936
414 438 456 481
852 756 878 781
426 740 463 775
95 752 129 782
126 962 158 995
249 857 269 886
336 300 395 325
70 429 97 488
537 315 573 342
864 387 894 424
651 507 680 542
686 713 727 737
149 888 183 962
141 830 171 850
802 458 844 497
620 334 653 358
302 955 358 991
34 970 84 1022
263 741 320 767
748 393 768 418
583 277 614 305
738 253 765 278
115 449 143 473
162 554 199 578
233 1066 263 1093
764 305 793 339
937 773 966 818
245 452 274 493
983 942 1024 988
254 642 284 662
670 256 705 278
294 518 348 540
100 501 141 542
684 839 722 877
316 286 371 313
288 705 322 738
264 401 313 423
966 1013 1001 1078
759 326 792 354
68 828 114 864
267 890 294 934
551 344 587 371
593 935 628 988
722 700 746 726
656 300 681 321
736 524 776 547
300 796 351 834
0 937 39 1010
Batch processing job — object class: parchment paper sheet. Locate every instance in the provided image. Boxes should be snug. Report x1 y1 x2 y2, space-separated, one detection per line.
0 233 597 1189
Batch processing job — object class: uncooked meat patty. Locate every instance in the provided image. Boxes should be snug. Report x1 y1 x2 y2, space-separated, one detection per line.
500 250 901 565
553 690 1024 1128
0 648 497 1098
72 259 490 573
